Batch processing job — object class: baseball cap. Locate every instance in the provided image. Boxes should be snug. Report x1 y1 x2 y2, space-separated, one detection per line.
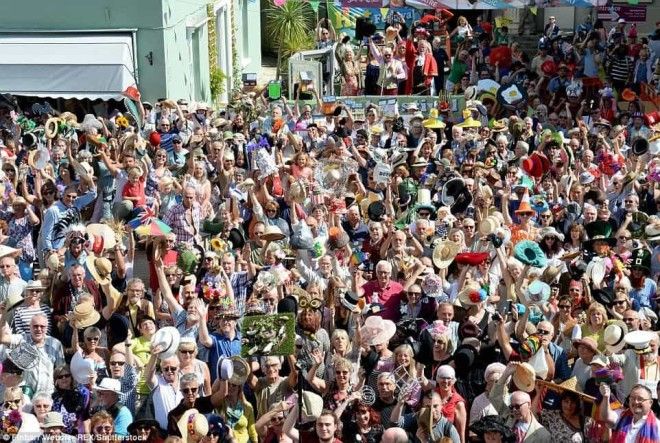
172 134 182 143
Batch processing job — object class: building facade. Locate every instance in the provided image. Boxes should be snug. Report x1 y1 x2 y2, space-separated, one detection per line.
0 0 260 103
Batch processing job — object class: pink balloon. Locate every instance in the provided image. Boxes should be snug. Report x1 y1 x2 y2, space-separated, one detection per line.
274 0 286 6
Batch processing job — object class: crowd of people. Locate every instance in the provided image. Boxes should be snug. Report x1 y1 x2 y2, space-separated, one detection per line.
0 6 658 443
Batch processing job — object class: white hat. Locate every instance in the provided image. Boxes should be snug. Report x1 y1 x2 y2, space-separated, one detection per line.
362 316 396 346
94 377 122 395
624 330 657 354
42 412 65 429
604 323 628 354
151 326 181 359
640 307 658 324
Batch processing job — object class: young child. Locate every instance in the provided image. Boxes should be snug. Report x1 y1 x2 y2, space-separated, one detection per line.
122 165 147 209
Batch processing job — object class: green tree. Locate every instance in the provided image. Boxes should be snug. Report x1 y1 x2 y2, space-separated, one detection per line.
265 0 316 80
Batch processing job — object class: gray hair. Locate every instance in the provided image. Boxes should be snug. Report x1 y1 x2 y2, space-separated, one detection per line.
179 373 198 386
31 392 53 406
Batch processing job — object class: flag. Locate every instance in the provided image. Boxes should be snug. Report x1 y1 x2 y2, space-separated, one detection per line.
122 85 141 102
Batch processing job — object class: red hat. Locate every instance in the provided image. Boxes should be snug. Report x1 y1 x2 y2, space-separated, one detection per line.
541 60 557 76
455 252 490 267
149 131 161 146
522 153 551 178
481 22 493 35
438 101 451 113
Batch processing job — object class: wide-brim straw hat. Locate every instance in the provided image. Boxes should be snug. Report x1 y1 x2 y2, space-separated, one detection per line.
604 322 628 354
262 225 285 242
536 376 596 401
86 255 113 285
432 240 460 269
177 410 208 443
229 356 250 386
72 301 100 329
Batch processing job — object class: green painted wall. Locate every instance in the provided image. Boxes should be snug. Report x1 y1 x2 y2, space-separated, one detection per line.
0 0 220 102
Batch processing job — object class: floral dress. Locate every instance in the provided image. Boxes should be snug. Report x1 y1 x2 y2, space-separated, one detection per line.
539 409 584 442
4 215 35 264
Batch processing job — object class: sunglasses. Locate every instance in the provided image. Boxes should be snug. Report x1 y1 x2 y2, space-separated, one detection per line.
179 349 195 355
109 361 125 366
162 366 179 373
94 426 113 433
85 337 100 342
509 402 529 410
613 300 627 306
536 329 552 336
181 387 198 394
3 399 20 408
56 373 71 380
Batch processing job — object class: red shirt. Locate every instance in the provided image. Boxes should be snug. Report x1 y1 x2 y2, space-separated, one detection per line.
362 279 404 321
122 176 146 206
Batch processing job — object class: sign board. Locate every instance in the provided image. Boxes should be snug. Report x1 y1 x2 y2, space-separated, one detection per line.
597 5 647 22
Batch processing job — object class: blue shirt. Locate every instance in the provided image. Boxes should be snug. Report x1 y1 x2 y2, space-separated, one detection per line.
41 188 98 252
207 331 242 381
114 405 133 437
630 278 657 310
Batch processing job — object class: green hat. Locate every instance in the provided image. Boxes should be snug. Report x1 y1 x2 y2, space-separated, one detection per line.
630 248 651 272
177 249 200 275
223 131 235 142
513 175 534 191
583 220 617 251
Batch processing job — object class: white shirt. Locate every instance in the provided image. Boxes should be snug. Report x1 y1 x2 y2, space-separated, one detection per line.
625 416 647 443
153 375 183 430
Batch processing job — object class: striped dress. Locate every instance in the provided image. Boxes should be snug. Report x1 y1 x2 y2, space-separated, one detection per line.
12 304 53 335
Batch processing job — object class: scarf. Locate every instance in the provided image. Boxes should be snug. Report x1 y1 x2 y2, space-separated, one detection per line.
611 410 660 443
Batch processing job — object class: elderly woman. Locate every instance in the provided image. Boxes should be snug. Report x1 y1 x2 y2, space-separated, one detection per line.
72 326 109 380
2 386 41 438
433 365 467 442
12 280 52 335
308 351 356 411
51 364 90 435
30 391 53 426
178 338 212 396
469 363 506 425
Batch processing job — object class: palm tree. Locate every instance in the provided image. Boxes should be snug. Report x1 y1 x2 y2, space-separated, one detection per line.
265 0 316 80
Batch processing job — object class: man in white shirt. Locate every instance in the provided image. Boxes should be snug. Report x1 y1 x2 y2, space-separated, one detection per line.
600 383 660 441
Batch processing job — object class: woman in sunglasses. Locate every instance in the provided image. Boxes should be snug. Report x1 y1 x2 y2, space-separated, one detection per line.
2 386 41 439
51 364 90 436
90 411 116 443
72 326 109 380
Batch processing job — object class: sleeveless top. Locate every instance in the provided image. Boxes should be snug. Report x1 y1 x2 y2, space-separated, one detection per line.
438 389 465 424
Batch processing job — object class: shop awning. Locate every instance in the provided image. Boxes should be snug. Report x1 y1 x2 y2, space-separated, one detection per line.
0 33 137 101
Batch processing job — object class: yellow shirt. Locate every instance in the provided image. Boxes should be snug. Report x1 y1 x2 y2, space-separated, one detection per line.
131 336 152 395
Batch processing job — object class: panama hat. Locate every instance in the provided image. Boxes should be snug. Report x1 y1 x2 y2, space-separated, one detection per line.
24 280 46 291
4 285 24 313
432 240 460 269
624 330 657 354
86 255 113 286
523 280 551 305
151 326 181 359
536 377 595 401
479 216 501 236
177 410 208 443
262 225 285 242
362 316 396 345
512 362 536 392
514 240 547 268
537 227 564 243
540 266 561 285
301 391 324 423
94 377 122 395
604 322 628 354
71 301 100 329
42 412 66 429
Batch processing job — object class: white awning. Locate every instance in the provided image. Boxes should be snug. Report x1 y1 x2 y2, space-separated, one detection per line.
0 33 137 101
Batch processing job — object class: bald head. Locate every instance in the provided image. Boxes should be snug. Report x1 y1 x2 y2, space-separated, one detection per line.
381 427 408 443
511 391 531 404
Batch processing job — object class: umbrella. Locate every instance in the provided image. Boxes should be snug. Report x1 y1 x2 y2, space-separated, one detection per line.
128 207 172 236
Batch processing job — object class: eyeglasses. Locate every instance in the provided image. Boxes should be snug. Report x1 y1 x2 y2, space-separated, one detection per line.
463 225 475 229
541 215 553 220
536 329 552 336
85 337 100 342
509 402 529 410
56 373 71 380
162 366 179 373
613 300 628 306
629 396 652 403
618 236 630 241
418 212 431 217
109 361 125 366
181 387 198 394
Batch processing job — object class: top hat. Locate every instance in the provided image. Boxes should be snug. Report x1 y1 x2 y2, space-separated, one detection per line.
583 220 617 250
630 248 652 272
441 178 472 215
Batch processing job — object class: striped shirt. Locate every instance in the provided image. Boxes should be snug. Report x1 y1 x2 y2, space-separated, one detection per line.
230 271 250 315
12 305 53 335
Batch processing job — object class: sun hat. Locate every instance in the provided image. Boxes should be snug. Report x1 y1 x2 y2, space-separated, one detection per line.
573 337 598 354
42 412 66 429
229 356 250 386
4 286 24 312
94 377 122 395
514 240 547 268
0 246 20 260
512 362 536 392
71 301 100 329
457 282 488 307
604 322 628 354
86 256 113 285
432 239 460 269
86 224 117 251
24 280 46 291
362 316 396 345
177 410 209 443
537 226 564 242
436 365 456 380
262 225 285 242
536 377 595 401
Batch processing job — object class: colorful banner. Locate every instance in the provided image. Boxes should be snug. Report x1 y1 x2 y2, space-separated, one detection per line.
339 0 605 9
341 0 382 7
597 5 647 22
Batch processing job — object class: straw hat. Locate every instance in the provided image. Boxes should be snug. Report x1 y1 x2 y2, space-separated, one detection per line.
536 377 595 401
457 281 487 307
262 225 285 242
512 362 536 392
5 285 24 312
42 412 66 429
478 216 501 236
177 410 208 443
432 240 460 269
422 109 446 129
86 256 113 285
71 301 100 329
0 246 20 260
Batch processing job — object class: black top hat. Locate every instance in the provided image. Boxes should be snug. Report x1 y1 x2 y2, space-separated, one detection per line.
367 201 386 222
592 288 614 306
584 220 617 250
632 137 649 156
228 228 245 250
441 178 473 215
471 415 516 442
453 344 477 372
